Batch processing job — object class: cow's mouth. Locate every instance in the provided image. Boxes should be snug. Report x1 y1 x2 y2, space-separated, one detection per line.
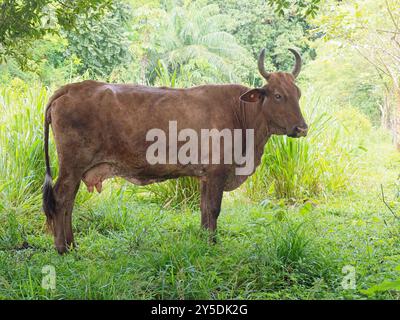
271 124 287 135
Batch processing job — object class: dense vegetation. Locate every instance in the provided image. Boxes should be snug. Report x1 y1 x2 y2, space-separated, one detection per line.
0 0 400 299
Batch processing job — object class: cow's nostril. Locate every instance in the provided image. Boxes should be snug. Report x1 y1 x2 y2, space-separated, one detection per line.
294 126 308 137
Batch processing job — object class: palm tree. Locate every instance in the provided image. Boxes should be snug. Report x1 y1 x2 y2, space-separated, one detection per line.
154 3 251 84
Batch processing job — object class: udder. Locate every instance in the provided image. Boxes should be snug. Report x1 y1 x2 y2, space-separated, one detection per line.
82 163 115 193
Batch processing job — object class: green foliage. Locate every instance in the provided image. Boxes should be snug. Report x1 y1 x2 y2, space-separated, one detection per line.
304 41 385 125
0 34 80 86
214 0 315 85
0 184 341 299
269 221 314 267
141 1 251 84
268 0 321 18
309 0 400 129
154 60 177 87
145 177 200 209
64 1 133 78
0 80 53 212
0 0 113 68
363 268 400 296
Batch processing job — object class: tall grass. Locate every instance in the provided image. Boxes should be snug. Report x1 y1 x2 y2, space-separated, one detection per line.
0 81 56 249
145 177 200 209
0 80 53 211
250 217 335 287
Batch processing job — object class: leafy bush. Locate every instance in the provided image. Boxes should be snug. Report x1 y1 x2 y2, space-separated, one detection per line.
64 1 133 78
362 266 400 296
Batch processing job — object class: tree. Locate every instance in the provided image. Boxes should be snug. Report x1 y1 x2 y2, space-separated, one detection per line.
160 2 250 82
212 0 316 86
267 0 321 18
315 0 400 148
0 0 113 68
64 1 133 78
132 1 251 85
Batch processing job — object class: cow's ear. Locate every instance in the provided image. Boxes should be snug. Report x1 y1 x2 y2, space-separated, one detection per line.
239 89 266 103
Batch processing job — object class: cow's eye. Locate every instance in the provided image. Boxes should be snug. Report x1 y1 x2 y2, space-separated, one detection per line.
275 94 282 100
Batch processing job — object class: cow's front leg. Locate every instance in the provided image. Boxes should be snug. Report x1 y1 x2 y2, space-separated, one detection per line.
200 174 225 243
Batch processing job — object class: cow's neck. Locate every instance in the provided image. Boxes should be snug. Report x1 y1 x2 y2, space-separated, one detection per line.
236 100 271 171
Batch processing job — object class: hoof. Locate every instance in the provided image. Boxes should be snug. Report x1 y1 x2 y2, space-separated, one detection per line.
209 233 217 244
56 245 68 255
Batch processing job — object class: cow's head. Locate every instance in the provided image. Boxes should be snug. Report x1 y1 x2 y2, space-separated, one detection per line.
240 48 308 138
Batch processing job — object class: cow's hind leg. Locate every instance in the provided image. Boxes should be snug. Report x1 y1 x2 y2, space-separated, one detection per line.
64 181 80 249
200 173 225 243
52 171 81 254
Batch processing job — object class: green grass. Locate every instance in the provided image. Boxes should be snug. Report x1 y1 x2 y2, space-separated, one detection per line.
1 184 400 299
145 177 200 209
1 83 400 299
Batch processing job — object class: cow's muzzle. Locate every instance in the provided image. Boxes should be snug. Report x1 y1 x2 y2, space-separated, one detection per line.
288 125 308 138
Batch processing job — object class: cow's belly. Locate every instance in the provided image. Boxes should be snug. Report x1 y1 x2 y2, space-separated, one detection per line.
82 163 168 193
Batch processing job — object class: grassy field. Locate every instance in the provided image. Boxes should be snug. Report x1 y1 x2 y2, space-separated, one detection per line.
0 83 400 299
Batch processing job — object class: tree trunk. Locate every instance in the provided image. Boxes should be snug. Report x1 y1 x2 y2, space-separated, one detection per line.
381 94 391 129
394 87 400 151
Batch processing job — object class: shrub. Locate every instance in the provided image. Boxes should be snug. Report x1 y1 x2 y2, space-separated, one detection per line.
64 1 132 78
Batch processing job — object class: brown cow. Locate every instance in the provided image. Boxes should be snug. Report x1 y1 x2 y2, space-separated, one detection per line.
43 48 308 254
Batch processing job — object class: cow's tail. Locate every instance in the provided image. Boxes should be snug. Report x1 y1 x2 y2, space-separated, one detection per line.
42 87 67 231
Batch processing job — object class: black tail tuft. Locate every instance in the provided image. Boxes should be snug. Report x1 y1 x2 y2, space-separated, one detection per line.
43 173 56 232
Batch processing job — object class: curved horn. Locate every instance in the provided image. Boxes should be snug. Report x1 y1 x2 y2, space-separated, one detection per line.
258 48 271 81
288 48 302 78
